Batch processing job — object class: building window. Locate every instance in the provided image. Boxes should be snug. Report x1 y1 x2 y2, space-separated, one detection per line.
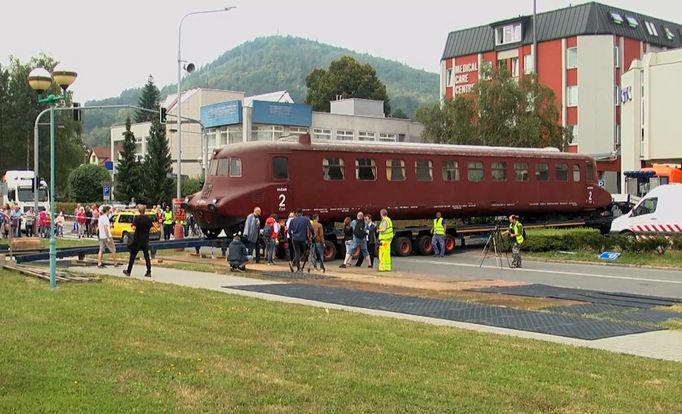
523 54 533 74
379 133 397 142
567 86 578 107
356 159 377 181
217 159 228 177
467 161 484 182
323 158 344 181
447 68 454 86
511 57 519 78
626 16 639 28
495 23 522 45
386 159 406 181
336 129 354 141
614 46 621 68
514 162 529 182
536 163 549 182
556 163 569 181
442 160 460 181
272 157 288 180
398 134 407 142
609 12 624 24
573 164 581 182
229 158 242 177
615 85 621 106
568 124 578 145
313 128 332 140
567 47 578 69
228 126 243 144
251 125 284 141
415 160 433 181
358 131 376 141
645 21 659 37
491 161 507 182
664 27 675 40
289 126 308 134
207 130 217 150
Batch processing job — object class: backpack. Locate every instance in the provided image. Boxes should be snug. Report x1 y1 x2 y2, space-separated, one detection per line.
263 224 274 238
522 227 527 240
353 219 366 238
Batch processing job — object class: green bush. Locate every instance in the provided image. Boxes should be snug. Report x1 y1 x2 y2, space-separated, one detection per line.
671 237 682 251
54 202 78 215
67 164 111 203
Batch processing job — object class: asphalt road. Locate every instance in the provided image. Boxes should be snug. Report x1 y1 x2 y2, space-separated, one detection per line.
393 248 682 299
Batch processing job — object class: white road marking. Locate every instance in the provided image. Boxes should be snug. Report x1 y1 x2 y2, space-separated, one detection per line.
400 258 682 285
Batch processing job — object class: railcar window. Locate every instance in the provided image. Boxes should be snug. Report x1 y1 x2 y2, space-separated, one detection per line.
491 161 507 182
556 163 569 181
217 159 229 177
386 159 406 181
356 159 377 181
442 160 460 181
323 157 345 180
415 160 433 181
573 164 581 182
536 163 549 182
272 157 288 180
209 159 219 176
229 158 242 177
586 163 595 182
514 162 529 181
467 161 484 182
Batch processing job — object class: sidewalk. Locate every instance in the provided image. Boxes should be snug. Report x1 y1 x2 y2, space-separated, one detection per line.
69 265 682 362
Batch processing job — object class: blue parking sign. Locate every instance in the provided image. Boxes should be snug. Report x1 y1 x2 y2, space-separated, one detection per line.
598 251 620 260
103 182 111 201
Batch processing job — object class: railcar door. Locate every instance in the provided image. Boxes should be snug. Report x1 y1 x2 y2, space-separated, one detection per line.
270 155 290 216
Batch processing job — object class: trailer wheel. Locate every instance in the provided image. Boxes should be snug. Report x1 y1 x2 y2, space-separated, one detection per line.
323 240 338 261
393 236 412 256
445 235 457 254
415 235 433 255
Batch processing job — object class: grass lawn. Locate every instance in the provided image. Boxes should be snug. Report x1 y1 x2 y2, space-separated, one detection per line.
527 250 682 268
1 271 682 413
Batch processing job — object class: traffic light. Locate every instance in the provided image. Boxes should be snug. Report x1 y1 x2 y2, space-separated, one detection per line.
73 102 81 122
160 107 167 124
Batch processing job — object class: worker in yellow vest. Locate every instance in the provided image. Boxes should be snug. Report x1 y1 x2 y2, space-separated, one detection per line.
377 208 393 272
162 206 174 240
431 211 446 257
503 214 525 268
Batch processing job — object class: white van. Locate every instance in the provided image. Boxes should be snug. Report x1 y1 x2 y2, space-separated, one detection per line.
610 184 682 235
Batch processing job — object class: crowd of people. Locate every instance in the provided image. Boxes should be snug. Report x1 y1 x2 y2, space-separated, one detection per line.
0 204 66 239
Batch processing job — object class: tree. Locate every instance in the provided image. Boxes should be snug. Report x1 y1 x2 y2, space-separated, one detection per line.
305 55 391 115
115 116 142 203
135 75 160 123
417 67 568 149
67 164 110 202
182 177 203 197
143 107 173 205
391 108 409 119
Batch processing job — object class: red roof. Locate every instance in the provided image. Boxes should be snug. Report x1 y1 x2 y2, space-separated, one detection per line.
92 146 111 161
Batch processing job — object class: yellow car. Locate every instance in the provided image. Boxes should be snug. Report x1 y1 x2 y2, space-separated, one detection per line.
110 210 161 244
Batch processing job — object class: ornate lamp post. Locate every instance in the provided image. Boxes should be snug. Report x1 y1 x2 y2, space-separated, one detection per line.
28 67 77 288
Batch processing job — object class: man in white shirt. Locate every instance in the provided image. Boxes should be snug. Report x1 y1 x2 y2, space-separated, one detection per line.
97 205 119 268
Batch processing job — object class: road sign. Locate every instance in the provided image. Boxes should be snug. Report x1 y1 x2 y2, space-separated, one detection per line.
598 251 621 261
598 179 606 188
103 182 111 201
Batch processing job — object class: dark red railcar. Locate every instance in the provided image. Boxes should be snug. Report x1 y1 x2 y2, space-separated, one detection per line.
186 134 611 238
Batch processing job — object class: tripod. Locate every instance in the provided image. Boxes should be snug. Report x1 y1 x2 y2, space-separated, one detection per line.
479 224 510 269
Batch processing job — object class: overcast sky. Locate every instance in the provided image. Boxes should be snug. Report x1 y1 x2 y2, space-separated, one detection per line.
2 0 680 101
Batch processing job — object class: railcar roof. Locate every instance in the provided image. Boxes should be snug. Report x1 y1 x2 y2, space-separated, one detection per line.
214 137 592 160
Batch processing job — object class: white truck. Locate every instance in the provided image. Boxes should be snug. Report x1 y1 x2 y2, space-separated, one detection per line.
1 170 49 213
610 184 682 235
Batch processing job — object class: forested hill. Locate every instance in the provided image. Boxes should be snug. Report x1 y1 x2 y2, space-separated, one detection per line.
82 36 439 146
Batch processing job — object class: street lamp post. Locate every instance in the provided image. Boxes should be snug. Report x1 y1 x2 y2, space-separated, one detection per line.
28 67 77 289
176 6 235 200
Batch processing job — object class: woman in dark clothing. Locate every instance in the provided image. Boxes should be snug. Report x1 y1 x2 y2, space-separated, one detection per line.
355 214 377 268
339 217 354 268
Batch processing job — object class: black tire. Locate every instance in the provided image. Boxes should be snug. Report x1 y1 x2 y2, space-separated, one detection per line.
392 236 412 257
323 240 338 261
203 229 220 239
415 235 433 256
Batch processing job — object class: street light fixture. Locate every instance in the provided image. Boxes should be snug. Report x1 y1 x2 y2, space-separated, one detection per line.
28 66 78 289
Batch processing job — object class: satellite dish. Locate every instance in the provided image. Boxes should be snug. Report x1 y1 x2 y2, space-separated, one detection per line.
184 63 196 73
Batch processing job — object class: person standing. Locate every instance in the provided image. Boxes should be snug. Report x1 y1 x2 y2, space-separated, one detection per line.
37 209 47 238
263 212 279 265
162 205 174 240
84 206 93 238
11 205 22 238
431 211 446 257
91 204 100 237
504 214 525 268
287 208 313 272
311 213 326 272
76 207 86 239
352 212 371 268
55 212 65 238
356 214 377 268
24 208 35 237
339 216 354 268
97 205 119 268
123 205 153 277
377 209 394 272
243 207 262 263
285 211 295 261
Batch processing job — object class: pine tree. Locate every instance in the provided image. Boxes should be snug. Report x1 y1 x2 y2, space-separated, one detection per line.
143 106 173 205
115 116 142 203
135 75 161 123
